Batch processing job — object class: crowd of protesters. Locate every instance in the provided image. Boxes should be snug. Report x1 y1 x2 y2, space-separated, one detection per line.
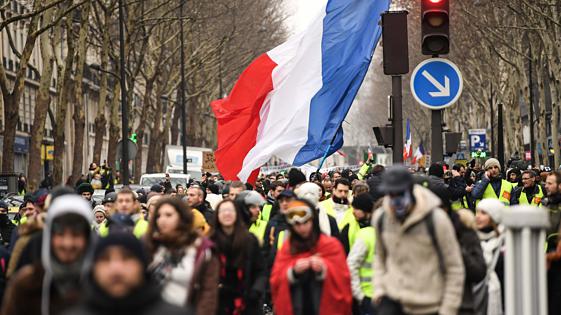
0 156 559 315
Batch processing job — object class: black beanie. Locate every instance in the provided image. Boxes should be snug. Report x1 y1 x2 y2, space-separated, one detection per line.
428 163 444 178
288 168 306 187
351 193 374 213
93 232 148 269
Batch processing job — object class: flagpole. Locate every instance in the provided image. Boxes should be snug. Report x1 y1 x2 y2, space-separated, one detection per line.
316 129 340 175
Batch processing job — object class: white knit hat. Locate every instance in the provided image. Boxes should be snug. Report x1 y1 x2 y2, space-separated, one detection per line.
476 198 505 224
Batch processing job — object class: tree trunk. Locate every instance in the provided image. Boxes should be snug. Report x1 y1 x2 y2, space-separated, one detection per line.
28 8 57 191
1 96 18 173
553 102 560 169
133 79 154 181
92 8 111 165
69 3 91 185
106 85 121 171
0 1 41 173
171 98 181 145
53 16 76 185
159 103 174 171
146 97 163 173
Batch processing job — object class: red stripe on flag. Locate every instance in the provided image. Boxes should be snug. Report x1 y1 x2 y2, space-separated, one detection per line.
211 53 277 183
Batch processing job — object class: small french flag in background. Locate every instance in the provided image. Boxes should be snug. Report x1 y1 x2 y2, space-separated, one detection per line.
403 119 413 161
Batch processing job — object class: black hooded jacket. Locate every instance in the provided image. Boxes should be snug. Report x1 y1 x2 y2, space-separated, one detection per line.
63 280 189 315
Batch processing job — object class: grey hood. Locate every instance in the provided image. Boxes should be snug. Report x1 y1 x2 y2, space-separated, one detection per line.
41 194 95 315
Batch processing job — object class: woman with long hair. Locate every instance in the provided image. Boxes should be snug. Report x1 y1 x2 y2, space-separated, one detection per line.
146 197 219 315
270 199 352 315
211 199 266 315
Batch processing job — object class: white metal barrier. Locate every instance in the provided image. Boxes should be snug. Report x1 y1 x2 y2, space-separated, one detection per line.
502 205 549 315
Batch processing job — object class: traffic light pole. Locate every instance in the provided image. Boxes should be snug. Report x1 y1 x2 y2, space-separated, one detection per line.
392 75 404 164
431 109 443 162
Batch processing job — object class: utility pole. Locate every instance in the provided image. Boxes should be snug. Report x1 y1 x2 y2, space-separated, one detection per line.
179 0 188 175
431 110 443 162
392 76 404 163
118 0 129 185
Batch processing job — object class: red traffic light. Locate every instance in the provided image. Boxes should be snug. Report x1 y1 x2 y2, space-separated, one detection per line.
421 0 449 55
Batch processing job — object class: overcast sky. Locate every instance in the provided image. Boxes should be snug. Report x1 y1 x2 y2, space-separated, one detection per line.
283 0 324 34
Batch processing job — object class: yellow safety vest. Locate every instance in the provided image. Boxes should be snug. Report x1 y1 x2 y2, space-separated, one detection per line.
478 179 513 206
98 218 148 239
249 219 268 243
320 199 360 249
261 204 273 222
276 230 290 250
356 227 376 298
519 185 544 207
451 196 469 211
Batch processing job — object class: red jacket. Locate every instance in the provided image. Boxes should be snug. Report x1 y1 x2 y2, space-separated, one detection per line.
270 234 352 315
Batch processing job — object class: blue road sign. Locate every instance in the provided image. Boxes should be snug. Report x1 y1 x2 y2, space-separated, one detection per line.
469 129 487 151
411 58 463 110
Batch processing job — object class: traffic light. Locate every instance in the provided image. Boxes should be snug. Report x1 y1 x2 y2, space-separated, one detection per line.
382 11 409 75
421 0 449 56
130 133 138 144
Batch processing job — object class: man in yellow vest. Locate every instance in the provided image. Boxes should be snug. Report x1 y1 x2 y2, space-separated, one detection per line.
347 193 376 315
471 158 513 206
262 181 285 223
319 178 360 254
98 189 148 238
511 170 545 206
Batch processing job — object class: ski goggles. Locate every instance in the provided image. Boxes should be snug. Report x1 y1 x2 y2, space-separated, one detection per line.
285 201 313 225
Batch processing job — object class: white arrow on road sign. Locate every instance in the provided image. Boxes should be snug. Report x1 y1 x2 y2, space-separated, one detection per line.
411 58 463 110
422 70 450 97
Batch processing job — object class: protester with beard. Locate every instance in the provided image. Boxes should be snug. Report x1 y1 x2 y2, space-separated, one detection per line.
146 197 219 315
472 158 513 206
319 178 359 254
347 193 376 315
270 199 352 315
211 199 266 315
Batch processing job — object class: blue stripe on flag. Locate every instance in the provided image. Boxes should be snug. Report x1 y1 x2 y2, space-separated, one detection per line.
293 0 391 165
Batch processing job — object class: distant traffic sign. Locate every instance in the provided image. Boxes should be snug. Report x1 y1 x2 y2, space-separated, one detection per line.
411 58 463 109
469 129 487 151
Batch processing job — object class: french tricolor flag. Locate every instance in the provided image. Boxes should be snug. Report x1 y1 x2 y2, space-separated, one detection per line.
211 0 391 183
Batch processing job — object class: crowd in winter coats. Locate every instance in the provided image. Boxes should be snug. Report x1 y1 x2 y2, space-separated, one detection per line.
0 158 560 315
